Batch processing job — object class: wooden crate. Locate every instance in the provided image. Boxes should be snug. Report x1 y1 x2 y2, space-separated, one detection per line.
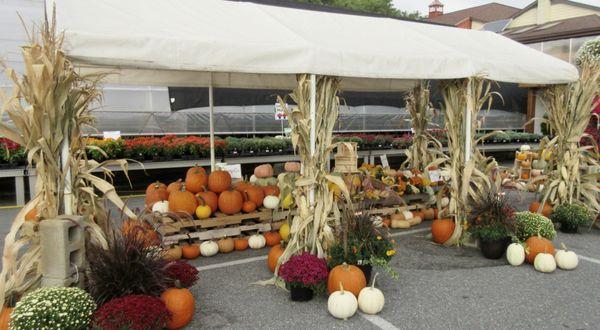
335 142 358 173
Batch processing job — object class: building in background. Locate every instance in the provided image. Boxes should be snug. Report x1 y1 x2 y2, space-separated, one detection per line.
425 1 520 29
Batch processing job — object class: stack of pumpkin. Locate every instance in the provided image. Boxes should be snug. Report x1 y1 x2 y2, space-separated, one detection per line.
515 145 549 181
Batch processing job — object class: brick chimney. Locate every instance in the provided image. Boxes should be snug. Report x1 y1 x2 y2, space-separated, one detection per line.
429 0 444 18
537 0 551 25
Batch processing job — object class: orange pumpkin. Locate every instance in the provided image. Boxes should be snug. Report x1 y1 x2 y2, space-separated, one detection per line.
218 190 243 215
121 219 160 247
521 172 530 180
161 283 195 330
262 185 280 197
327 263 366 297
525 236 555 264
516 152 528 161
234 181 250 193
146 181 169 207
243 185 264 207
208 170 232 193
167 179 183 195
182 243 201 259
234 237 249 251
412 210 425 220
195 188 218 214
242 200 257 213
254 164 274 178
264 231 282 247
185 166 208 193
267 244 284 273
382 217 391 228
0 306 13 330
218 237 235 253
529 202 553 218
431 218 455 244
168 185 198 216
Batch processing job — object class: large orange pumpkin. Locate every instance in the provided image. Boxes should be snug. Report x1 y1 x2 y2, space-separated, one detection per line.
262 185 280 197
264 231 281 247
182 243 201 259
234 237 249 251
529 202 553 218
161 284 195 330
196 188 218 214
167 179 183 195
218 189 243 215
234 181 250 193
327 263 366 297
208 170 232 193
168 185 198 216
267 244 284 273
243 185 264 207
146 181 169 207
431 218 455 244
525 236 555 264
185 166 208 193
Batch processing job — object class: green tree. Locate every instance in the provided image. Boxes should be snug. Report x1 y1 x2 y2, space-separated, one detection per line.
295 0 424 19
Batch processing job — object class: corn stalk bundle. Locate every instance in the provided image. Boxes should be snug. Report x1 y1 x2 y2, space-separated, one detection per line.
428 78 496 246
0 12 132 309
538 64 600 215
403 81 436 170
275 74 350 268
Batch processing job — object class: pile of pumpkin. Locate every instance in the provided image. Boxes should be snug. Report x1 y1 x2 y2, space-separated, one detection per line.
386 200 448 229
145 164 287 220
515 145 549 181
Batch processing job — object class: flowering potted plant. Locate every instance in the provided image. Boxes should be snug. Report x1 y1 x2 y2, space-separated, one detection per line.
278 252 328 302
468 190 515 259
551 203 593 233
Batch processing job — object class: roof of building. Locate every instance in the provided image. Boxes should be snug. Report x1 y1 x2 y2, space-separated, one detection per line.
502 14 600 43
430 0 443 6
509 0 600 19
425 2 520 25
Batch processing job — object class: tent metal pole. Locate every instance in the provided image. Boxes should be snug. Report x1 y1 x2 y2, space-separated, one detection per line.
464 78 473 162
309 74 316 207
61 138 72 215
209 73 216 171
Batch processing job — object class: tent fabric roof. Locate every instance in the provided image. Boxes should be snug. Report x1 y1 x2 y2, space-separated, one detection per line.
52 0 578 90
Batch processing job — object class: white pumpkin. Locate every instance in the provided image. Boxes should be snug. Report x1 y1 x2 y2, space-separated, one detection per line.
200 240 219 257
248 234 266 249
358 273 385 315
520 144 531 152
263 195 280 209
506 243 525 266
151 200 169 213
534 253 556 273
440 197 450 208
249 174 258 183
328 282 358 320
401 211 413 220
555 244 578 270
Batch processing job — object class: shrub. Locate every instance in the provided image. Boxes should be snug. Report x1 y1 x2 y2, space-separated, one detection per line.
165 260 199 288
10 287 95 330
91 295 169 330
279 252 329 290
575 37 600 67
87 229 169 305
551 203 593 228
513 211 556 240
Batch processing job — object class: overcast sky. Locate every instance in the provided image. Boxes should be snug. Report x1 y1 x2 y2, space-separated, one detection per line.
392 0 599 14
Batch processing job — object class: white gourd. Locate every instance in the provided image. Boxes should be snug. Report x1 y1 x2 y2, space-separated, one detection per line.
555 244 578 270
248 234 266 249
151 200 169 213
328 282 358 320
401 211 413 220
263 195 280 209
520 145 531 152
200 241 218 257
506 243 525 266
534 253 556 273
440 197 450 208
358 273 385 315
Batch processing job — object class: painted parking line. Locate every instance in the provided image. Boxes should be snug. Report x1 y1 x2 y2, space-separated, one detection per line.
196 255 268 271
577 254 600 265
390 227 429 237
360 312 400 330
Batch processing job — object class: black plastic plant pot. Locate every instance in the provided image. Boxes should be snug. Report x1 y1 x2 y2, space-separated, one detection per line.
480 237 509 259
290 286 313 302
358 264 373 284
560 223 579 233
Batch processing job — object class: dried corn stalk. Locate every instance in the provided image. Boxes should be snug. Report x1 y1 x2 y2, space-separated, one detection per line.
0 11 133 308
539 64 600 215
403 81 436 170
428 78 496 246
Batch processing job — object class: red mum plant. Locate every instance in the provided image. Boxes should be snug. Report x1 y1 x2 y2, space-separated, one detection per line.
165 260 199 288
92 295 169 330
278 252 328 291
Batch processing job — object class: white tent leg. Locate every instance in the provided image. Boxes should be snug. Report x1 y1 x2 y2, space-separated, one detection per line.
209 74 216 171
309 74 316 207
61 138 72 215
464 79 473 162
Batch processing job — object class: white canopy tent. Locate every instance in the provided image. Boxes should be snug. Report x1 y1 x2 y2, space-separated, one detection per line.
51 0 578 169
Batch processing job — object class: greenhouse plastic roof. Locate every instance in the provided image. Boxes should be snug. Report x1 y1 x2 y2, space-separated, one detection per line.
52 0 578 91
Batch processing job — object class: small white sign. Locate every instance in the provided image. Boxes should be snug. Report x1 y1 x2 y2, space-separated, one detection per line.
103 131 121 140
216 163 242 179
428 169 442 182
380 154 389 168
274 103 288 121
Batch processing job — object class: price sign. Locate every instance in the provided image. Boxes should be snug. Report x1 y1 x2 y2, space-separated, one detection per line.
380 154 389 168
274 103 288 121
216 163 242 179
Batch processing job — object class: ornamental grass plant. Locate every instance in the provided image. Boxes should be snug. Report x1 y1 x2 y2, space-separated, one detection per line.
468 189 515 242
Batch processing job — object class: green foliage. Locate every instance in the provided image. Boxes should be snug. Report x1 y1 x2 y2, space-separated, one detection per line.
295 0 424 19
514 211 556 240
468 189 515 241
551 203 593 227
575 37 600 67
10 287 95 330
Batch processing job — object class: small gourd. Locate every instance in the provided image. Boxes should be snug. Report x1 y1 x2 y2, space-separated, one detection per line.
534 252 556 273
519 145 531 152
152 200 169 213
506 243 525 266
200 240 219 257
263 195 280 209
195 204 212 219
555 243 578 270
217 237 235 253
327 282 358 320
357 273 385 315
248 233 266 249
440 197 450 208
